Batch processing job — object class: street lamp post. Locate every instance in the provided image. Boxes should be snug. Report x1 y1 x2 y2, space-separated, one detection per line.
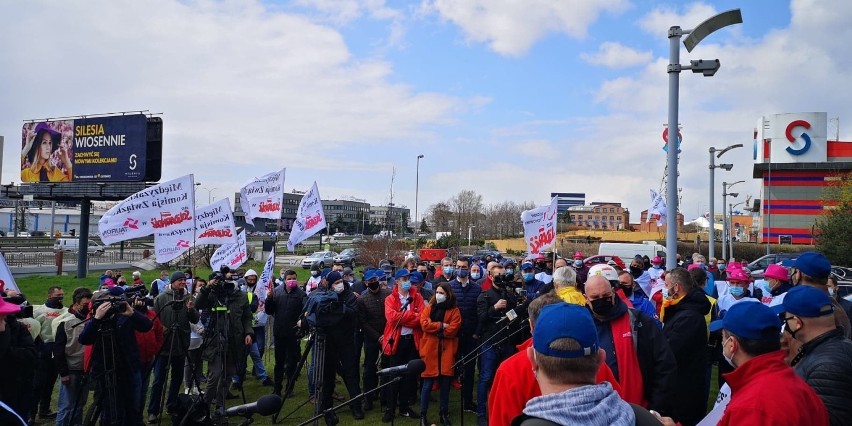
415 154 424 249
201 187 218 204
708 144 742 260
664 9 742 270
468 224 475 247
729 201 745 259
721 180 744 261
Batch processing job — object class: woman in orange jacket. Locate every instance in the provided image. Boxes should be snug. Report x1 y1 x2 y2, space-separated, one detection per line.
419 282 461 426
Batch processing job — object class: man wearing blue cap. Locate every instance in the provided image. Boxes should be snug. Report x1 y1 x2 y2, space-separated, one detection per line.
520 262 545 300
513 303 635 425
356 269 391 411
410 271 434 304
662 302 828 426
773 285 852 426
381 268 425 422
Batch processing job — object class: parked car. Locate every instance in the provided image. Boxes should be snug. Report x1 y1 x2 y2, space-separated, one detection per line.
333 248 359 268
584 255 626 269
300 251 338 269
333 232 346 238
54 238 106 255
747 253 798 279
474 249 503 260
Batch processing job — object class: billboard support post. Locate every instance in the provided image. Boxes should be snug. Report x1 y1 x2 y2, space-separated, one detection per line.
77 197 91 279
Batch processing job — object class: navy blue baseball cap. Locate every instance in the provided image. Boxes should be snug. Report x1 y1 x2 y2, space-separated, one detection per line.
409 271 424 284
393 269 410 280
521 262 534 271
793 252 832 280
772 285 835 318
533 303 598 359
710 301 782 340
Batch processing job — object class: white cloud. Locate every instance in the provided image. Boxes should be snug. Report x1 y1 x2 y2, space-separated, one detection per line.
422 0 629 56
638 2 720 36
581 42 653 68
0 0 457 207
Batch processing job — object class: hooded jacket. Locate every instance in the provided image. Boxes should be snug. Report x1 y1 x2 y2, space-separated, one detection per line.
792 328 852 426
512 383 635 426
382 286 425 356
592 296 676 414
662 287 711 426
154 285 199 357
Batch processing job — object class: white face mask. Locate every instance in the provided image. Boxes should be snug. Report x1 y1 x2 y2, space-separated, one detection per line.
333 283 344 293
722 336 736 368
435 293 447 304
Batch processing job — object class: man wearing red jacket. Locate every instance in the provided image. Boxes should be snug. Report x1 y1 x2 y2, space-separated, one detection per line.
381 269 425 423
488 292 623 426
659 302 828 426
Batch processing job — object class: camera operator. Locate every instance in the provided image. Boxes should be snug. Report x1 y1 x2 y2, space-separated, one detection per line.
147 271 199 423
265 269 307 397
79 288 154 425
194 268 253 421
52 287 93 426
0 295 37 422
475 263 520 426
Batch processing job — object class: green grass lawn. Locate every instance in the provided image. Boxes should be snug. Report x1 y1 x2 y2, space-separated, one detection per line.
16 268 722 426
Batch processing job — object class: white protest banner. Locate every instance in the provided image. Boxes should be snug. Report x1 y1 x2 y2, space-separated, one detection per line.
648 189 667 227
195 198 238 246
210 230 248 271
521 197 558 255
99 175 195 245
239 169 285 225
287 182 326 252
697 383 731 426
255 245 276 322
0 253 20 293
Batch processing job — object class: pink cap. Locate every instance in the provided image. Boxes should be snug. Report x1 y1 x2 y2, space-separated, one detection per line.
727 268 750 282
687 264 703 272
573 251 584 259
652 256 663 264
763 264 789 281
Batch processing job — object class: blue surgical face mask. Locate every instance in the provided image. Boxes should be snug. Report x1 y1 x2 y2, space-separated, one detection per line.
456 269 469 278
505 268 514 275
443 266 454 275
653 264 662 270
401 281 411 291
729 286 745 297
718 264 726 271
573 260 583 268
523 273 534 282
662 287 670 299
470 272 481 280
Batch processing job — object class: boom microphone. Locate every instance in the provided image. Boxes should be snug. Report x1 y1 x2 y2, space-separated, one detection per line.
225 394 282 417
377 359 426 377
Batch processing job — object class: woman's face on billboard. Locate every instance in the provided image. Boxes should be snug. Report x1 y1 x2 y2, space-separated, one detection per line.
39 133 53 160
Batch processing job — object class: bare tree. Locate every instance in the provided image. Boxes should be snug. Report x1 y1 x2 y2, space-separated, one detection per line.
450 190 483 237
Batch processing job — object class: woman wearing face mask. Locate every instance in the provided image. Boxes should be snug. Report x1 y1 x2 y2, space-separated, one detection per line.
305 263 323 296
717 269 757 314
418 283 461 426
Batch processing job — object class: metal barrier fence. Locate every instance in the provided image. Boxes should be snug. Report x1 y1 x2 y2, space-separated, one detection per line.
2 250 145 267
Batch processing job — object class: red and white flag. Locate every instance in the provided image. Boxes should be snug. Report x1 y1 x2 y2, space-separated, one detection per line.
287 182 326 252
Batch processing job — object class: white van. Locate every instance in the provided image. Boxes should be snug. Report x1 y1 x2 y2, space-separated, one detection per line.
54 238 105 254
598 241 666 261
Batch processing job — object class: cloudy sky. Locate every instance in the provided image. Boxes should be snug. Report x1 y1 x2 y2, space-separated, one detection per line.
2 0 850 223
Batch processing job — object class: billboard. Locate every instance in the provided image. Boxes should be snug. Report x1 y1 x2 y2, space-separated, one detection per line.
21 114 151 182
769 112 828 164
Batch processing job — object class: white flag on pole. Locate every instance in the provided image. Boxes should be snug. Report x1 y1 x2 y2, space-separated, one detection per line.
154 198 238 263
98 175 196 245
287 182 326 252
521 197 559 255
649 189 667 227
0 253 20 293
239 169 285 226
210 230 248 271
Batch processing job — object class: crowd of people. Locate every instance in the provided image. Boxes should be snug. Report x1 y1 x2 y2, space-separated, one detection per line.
0 249 850 426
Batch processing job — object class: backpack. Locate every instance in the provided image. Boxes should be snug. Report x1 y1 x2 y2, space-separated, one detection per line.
304 290 344 328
